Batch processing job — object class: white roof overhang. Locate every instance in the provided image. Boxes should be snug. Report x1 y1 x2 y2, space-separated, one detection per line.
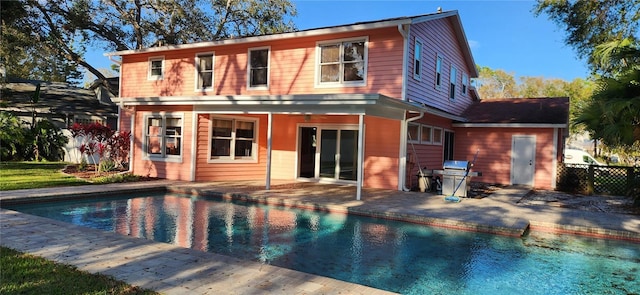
118 93 424 120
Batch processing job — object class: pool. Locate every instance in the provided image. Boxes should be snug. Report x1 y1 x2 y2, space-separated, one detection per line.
5 192 640 295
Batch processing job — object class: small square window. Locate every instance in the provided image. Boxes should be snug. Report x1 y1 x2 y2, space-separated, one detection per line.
433 128 443 145
420 125 432 143
408 123 420 143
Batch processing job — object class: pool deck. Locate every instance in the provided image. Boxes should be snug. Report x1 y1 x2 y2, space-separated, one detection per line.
2 180 639 294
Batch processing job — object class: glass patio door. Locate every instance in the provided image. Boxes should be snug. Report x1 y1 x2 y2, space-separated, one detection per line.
318 129 359 181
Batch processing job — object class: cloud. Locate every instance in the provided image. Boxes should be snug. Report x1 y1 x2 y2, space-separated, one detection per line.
468 40 479 49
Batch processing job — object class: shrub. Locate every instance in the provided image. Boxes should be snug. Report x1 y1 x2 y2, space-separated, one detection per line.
0 111 26 160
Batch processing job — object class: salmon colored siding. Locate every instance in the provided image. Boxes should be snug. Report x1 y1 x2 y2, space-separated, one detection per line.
454 128 558 189
130 106 194 181
118 106 133 132
363 117 401 189
194 114 268 181
120 27 404 99
407 18 475 115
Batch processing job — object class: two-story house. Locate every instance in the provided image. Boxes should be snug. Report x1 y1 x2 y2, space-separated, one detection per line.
106 10 568 198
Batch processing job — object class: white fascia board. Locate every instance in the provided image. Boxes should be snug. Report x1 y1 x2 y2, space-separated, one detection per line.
452 123 568 128
105 20 410 57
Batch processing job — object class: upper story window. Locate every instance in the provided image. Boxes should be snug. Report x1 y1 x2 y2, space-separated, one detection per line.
317 37 367 87
148 57 164 80
435 55 443 88
449 65 457 100
413 39 423 80
462 73 469 95
195 53 214 90
210 116 257 162
248 47 269 89
144 114 183 160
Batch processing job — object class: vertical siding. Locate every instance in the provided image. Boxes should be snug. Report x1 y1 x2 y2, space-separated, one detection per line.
406 18 475 115
120 27 405 99
130 106 194 181
454 127 557 189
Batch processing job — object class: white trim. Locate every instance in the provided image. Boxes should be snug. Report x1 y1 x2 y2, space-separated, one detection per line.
207 114 259 163
141 112 184 163
147 56 164 80
190 112 198 181
432 127 443 145
247 46 270 90
453 123 568 128
449 64 457 101
413 37 423 81
510 135 536 187
194 52 215 91
266 112 273 189
434 54 443 89
106 19 411 57
551 128 558 189
407 122 420 143
462 72 469 95
128 107 135 173
356 114 365 200
314 36 368 88
398 24 409 101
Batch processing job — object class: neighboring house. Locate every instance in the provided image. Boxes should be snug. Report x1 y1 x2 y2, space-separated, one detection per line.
1 78 119 163
106 10 568 197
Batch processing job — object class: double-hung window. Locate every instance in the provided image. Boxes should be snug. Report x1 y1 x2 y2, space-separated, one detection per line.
196 53 214 90
317 38 367 86
210 117 257 161
435 55 442 88
148 57 164 80
450 66 457 100
413 39 423 80
145 115 182 159
248 47 269 89
462 73 469 95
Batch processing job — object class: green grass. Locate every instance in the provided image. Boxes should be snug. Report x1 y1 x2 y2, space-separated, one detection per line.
0 246 159 295
0 162 159 294
0 161 89 191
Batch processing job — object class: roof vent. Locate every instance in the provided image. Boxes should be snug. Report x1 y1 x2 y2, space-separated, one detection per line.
437 7 442 13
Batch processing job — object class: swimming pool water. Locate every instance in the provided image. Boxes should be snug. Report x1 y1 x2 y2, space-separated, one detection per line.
6 193 640 294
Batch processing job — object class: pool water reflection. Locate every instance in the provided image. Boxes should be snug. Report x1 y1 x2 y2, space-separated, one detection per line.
6 193 640 295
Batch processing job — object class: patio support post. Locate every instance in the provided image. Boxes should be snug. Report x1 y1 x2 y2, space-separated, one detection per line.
357 114 364 200
266 112 273 190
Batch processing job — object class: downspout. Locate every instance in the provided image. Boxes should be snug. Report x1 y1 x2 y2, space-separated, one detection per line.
398 24 410 101
400 111 424 191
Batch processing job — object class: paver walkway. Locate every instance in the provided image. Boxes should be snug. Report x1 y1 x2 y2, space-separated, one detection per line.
1 180 639 294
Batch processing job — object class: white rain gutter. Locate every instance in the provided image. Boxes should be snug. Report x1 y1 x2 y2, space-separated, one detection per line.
399 111 424 191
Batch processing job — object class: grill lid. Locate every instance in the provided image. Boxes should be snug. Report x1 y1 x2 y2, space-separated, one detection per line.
443 160 470 170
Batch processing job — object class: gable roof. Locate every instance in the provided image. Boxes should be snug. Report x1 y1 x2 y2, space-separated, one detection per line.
104 10 477 76
455 97 569 127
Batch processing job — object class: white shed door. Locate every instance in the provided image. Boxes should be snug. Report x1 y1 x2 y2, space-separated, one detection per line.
511 135 536 186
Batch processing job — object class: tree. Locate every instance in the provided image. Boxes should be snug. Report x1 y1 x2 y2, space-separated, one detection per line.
534 0 640 74
0 0 82 83
12 0 297 92
475 66 518 98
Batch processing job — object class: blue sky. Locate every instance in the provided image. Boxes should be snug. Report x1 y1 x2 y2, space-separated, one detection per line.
87 0 590 82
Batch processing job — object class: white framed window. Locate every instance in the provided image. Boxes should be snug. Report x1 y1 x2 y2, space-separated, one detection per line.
144 114 183 160
420 125 432 144
462 73 469 95
316 37 367 87
148 57 164 80
449 65 457 100
209 116 258 162
407 123 420 143
413 38 423 80
195 52 214 90
433 127 443 145
248 47 269 89
435 54 443 88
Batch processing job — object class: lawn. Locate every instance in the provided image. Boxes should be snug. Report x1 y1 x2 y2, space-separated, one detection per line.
0 247 159 295
0 161 159 294
0 161 89 191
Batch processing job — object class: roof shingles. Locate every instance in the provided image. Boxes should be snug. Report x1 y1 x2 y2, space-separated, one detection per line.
460 97 569 125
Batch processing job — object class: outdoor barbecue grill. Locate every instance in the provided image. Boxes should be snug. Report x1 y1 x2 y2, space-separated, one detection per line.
433 160 481 197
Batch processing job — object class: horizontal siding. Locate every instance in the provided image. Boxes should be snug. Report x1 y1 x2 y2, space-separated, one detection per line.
363 117 401 189
130 106 194 181
454 127 557 189
120 27 404 99
406 18 475 115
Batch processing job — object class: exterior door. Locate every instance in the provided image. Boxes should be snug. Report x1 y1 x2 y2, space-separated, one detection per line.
511 135 536 186
299 126 358 181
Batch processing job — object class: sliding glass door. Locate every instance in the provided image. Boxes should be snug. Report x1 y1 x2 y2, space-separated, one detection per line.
300 126 359 181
